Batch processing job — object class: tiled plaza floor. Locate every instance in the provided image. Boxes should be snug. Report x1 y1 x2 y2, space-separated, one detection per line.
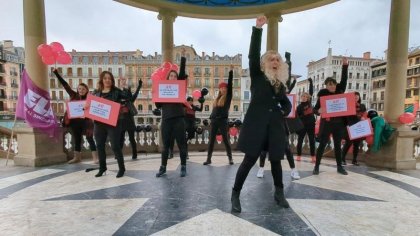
1 152 420 235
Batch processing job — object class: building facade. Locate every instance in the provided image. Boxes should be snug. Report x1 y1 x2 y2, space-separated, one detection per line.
370 61 387 115
405 48 420 108
0 40 24 115
307 47 378 108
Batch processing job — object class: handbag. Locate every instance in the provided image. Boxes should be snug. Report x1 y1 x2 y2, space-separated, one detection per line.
127 101 138 116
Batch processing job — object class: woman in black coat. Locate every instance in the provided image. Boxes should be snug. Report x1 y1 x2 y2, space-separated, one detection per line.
231 16 292 213
119 79 142 160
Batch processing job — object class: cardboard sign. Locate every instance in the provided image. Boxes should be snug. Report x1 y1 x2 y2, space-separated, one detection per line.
347 119 373 140
66 101 86 119
84 94 121 127
320 92 356 118
286 94 296 118
152 80 187 103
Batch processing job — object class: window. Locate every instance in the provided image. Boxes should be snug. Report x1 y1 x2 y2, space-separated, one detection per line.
214 67 219 76
118 68 123 77
67 68 73 76
52 91 57 100
138 104 143 111
113 56 119 64
195 78 201 87
363 83 367 90
234 91 239 98
205 68 210 75
205 105 209 111
243 103 249 113
214 79 219 88
88 79 93 88
233 105 239 111
103 56 109 64
349 72 353 79
148 105 152 111
224 67 229 76
50 79 56 88
356 83 359 90
59 91 64 100
88 68 92 77
373 92 377 101
348 83 352 89
233 79 239 87
333 72 337 79
363 93 366 100
244 91 250 100
205 78 210 87
381 91 385 100
406 90 411 98
357 73 360 79
93 56 98 64
83 56 88 64
77 68 82 77
364 73 368 79
379 103 384 111
72 56 78 64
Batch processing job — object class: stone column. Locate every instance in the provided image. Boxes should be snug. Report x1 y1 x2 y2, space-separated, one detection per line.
265 13 282 52
158 11 176 63
14 0 67 167
366 0 417 170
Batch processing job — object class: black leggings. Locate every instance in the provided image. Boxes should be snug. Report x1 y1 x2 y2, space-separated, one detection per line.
296 124 316 156
161 117 187 166
71 120 96 152
120 129 137 157
207 118 232 158
342 136 362 162
259 140 295 169
316 121 344 167
234 154 283 191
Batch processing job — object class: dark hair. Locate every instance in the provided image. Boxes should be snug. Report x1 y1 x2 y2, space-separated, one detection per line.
367 109 378 119
78 83 89 92
355 92 362 103
187 96 193 102
166 70 179 80
324 77 337 85
97 71 115 91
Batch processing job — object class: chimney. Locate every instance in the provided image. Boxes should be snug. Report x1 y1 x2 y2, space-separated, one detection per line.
363 52 371 59
3 40 14 52
155 52 158 57
212 52 215 57
202 52 205 58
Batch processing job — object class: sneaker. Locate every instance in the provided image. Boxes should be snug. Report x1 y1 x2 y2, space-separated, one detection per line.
156 165 166 177
296 156 301 161
257 167 264 178
290 168 301 180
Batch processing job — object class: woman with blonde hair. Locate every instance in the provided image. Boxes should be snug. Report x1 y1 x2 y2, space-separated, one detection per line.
203 65 234 165
231 16 292 213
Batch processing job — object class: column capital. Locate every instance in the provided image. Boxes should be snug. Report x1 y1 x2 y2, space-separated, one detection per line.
265 12 282 22
157 10 177 22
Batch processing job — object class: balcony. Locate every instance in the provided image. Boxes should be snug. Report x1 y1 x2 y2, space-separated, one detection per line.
11 83 18 88
0 94 7 99
0 81 6 86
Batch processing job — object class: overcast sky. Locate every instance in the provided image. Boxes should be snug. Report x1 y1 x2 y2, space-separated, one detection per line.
1 0 419 77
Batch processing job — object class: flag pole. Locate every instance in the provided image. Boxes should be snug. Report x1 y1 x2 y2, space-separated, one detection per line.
5 114 18 166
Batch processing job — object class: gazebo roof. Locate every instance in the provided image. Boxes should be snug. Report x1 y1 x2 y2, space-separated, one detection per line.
114 0 338 19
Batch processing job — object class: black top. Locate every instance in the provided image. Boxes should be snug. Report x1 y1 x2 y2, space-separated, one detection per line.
186 103 203 119
296 79 315 125
346 102 367 126
313 64 349 122
156 57 187 120
210 70 233 119
54 70 86 100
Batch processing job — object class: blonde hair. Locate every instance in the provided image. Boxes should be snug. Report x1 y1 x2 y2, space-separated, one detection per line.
301 92 312 101
260 50 289 90
213 91 226 107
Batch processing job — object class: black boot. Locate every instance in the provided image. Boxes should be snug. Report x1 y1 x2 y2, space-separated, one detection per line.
132 144 137 160
203 156 212 165
313 165 320 175
228 154 234 165
180 165 187 177
274 186 290 208
95 168 107 177
156 165 166 177
231 189 241 213
116 158 125 178
337 166 348 175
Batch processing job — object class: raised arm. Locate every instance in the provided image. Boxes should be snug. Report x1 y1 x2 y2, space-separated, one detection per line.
178 48 187 80
338 57 349 93
130 79 142 102
225 66 234 107
313 90 322 116
53 69 77 98
249 16 266 78
308 77 314 96
285 52 295 93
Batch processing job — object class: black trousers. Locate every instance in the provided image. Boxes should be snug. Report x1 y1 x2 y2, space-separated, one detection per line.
316 121 344 167
161 117 187 166
342 135 362 162
207 118 232 159
94 121 124 171
259 140 295 169
168 117 195 153
120 115 137 158
71 119 96 152
296 124 316 156
234 154 283 191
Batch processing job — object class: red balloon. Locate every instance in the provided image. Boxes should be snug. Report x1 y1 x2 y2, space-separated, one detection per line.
42 55 56 65
56 51 72 64
399 112 415 124
216 135 223 142
50 42 64 52
162 61 172 69
229 127 238 136
192 90 201 99
170 64 179 72
37 44 53 57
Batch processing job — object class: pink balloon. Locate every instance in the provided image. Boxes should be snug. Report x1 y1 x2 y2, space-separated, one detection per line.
229 127 238 136
42 55 56 65
37 44 53 57
192 90 201 99
162 62 172 69
399 112 415 124
56 51 72 64
216 135 223 142
50 42 64 52
170 64 179 72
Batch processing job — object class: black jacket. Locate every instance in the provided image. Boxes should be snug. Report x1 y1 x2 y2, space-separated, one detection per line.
210 70 233 119
156 57 187 120
237 27 291 160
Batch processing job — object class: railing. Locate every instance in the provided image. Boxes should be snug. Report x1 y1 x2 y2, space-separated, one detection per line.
11 83 19 88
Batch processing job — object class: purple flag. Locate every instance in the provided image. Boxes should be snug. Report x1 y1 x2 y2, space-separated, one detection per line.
16 69 59 138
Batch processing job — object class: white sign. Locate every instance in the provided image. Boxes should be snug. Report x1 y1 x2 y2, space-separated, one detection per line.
347 119 373 140
326 97 348 114
159 84 180 98
67 101 86 118
89 100 111 120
